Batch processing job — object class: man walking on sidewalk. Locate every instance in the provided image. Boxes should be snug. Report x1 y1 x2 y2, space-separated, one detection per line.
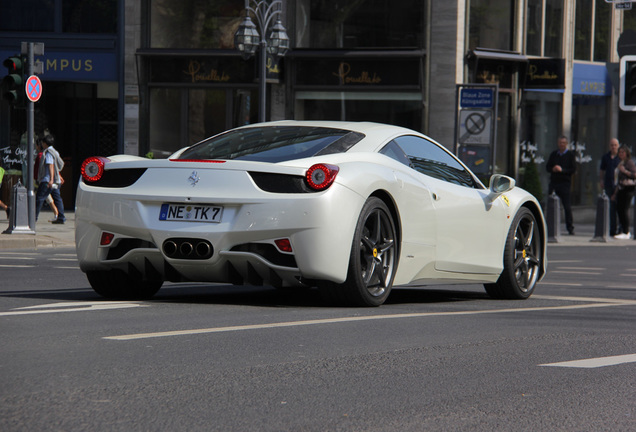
35 134 66 224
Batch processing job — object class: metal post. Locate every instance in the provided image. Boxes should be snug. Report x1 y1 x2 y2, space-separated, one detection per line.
259 40 267 123
26 42 35 233
546 192 561 243
591 191 609 242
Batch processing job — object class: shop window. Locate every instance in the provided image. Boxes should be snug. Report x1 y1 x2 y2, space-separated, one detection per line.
593 0 609 62
526 0 543 55
62 0 117 33
575 0 611 61
526 0 563 57
520 91 562 197
468 0 514 51
0 0 116 33
149 87 258 158
295 91 422 131
149 88 182 158
575 0 593 60
0 0 55 32
544 0 564 57
150 0 244 49
296 0 425 48
572 94 607 205
625 8 636 30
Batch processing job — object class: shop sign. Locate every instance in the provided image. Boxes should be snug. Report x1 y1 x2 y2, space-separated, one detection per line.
473 60 516 88
295 58 419 87
149 56 256 84
524 58 565 89
0 50 117 81
43 52 117 81
1 145 26 171
572 63 611 96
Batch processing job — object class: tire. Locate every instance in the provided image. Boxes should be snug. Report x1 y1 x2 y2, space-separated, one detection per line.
329 197 398 307
87 269 163 300
485 207 541 299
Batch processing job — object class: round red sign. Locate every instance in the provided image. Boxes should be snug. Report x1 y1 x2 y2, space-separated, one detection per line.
25 75 43 102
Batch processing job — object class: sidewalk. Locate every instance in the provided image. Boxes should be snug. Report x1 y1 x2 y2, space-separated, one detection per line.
0 210 75 249
0 207 634 250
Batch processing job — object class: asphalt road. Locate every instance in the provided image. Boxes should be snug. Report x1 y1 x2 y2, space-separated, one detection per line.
1 245 635 431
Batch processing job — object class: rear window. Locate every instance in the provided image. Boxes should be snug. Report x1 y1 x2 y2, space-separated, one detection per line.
178 126 365 163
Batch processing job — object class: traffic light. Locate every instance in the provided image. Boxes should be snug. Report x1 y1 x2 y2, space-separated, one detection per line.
620 55 636 112
2 55 25 106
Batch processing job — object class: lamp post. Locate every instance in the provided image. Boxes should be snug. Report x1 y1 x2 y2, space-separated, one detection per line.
234 0 289 123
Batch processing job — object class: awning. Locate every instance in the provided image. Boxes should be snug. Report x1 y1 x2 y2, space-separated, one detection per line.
466 48 529 89
467 48 528 63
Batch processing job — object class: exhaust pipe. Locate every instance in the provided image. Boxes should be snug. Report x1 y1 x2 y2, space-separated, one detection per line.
163 240 178 257
162 238 213 260
180 242 194 257
196 241 212 258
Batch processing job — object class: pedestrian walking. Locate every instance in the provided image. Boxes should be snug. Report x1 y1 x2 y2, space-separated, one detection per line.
612 145 636 239
546 135 577 235
599 138 620 235
35 134 66 224
34 136 60 222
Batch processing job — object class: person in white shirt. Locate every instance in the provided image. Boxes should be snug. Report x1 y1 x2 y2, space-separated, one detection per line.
35 134 66 224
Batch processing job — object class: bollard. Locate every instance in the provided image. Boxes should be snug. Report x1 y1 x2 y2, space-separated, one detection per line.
3 180 35 235
591 191 609 242
546 192 561 243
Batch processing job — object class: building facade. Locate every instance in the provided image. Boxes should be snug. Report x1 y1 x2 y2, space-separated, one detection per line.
2 0 636 209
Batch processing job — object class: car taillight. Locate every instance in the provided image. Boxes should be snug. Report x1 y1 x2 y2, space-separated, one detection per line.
100 232 115 246
305 164 339 191
81 157 109 182
274 238 293 253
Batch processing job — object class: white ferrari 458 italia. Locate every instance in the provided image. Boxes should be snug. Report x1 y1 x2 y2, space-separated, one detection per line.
76 120 547 306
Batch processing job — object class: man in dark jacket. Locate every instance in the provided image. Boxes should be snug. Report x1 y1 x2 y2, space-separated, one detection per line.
546 135 577 235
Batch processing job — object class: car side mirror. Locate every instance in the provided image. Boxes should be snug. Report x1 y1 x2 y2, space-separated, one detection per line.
489 174 515 195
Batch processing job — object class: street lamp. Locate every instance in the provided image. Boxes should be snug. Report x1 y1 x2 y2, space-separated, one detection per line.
234 0 289 122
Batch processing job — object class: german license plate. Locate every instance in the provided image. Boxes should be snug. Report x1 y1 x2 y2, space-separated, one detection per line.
159 203 223 223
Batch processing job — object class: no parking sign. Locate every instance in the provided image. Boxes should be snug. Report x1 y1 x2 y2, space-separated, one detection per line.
25 75 42 102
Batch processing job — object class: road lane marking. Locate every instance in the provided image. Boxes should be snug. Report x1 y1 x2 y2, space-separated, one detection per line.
0 301 145 316
551 271 601 275
0 257 35 260
0 264 34 268
0 252 38 255
105 296 636 341
538 282 582 286
608 284 636 289
540 354 636 368
548 260 582 263
556 267 605 271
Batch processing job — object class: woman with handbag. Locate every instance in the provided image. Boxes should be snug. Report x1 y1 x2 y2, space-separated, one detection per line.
612 145 636 239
